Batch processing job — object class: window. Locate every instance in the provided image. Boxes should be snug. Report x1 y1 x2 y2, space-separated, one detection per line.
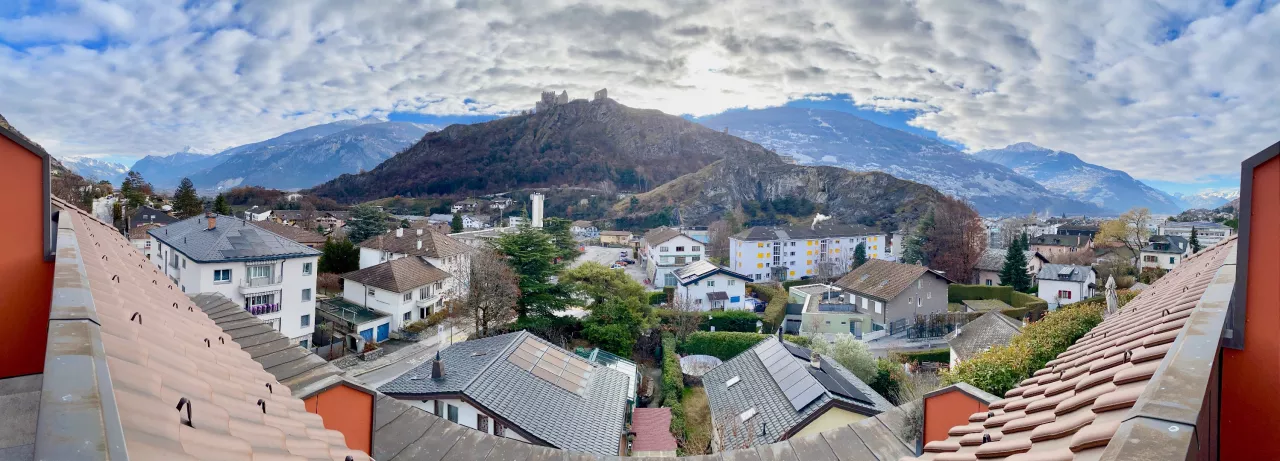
368 287 376 296
404 312 412 322
918 280 922 289
495 423 506 437
1143 255 1158 263
420 287 430 298
985 279 993 286
300 315 310 328
299 339 309 349
303 262 313 275
249 265 272 280
726 376 741 387
182 258 186 268
692 255 701 261
727 280 736 286
477 415 490 433
247 293 275 306
1169 256 1176 264
213 269 231 283
874 301 882 314
692 246 701 252
404 292 413 302
754 274 761 281
927 292 932 299
302 288 312 301
447 405 459 423
660 246 669 252
1058 290 1073 300
676 246 685 252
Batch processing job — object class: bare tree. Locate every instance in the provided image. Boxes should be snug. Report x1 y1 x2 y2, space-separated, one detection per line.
452 249 518 337
667 292 702 342
1097 208 1152 267
995 215 1038 249
926 197 987 283
1047 250 1096 266
707 219 731 264
299 201 317 230
713 409 759 452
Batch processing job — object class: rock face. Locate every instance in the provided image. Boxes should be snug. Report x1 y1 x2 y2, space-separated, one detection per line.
974 142 1185 214
309 99 772 203
698 107 1107 216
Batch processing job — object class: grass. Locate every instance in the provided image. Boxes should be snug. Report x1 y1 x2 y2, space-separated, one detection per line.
681 386 712 455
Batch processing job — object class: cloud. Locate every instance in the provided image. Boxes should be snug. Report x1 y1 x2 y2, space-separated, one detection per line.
0 0 1276 183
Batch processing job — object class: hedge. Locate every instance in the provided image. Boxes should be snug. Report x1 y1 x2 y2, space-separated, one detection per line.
895 348 950 365
705 310 762 332
649 291 669 305
681 331 810 360
660 333 686 444
948 283 1048 311
748 284 788 332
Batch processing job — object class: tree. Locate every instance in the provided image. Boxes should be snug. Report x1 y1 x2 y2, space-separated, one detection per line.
111 201 123 227
1097 208 1152 267
299 201 317 230
667 293 703 341
924 197 986 283
998 234 1033 293
901 210 933 265
318 238 360 274
808 334 877 383
454 249 519 337
561 262 649 308
494 226 571 318
119 171 152 208
544 217 579 260
629 196 640 212
853 242 868 269
346 204 388 244
1189 227 1202 253
213 194 232 215
451 212 464 233
172 178 203 218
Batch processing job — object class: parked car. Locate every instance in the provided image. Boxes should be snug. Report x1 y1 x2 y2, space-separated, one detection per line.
620 258 636 264
610 264 625 270
620 251 628 258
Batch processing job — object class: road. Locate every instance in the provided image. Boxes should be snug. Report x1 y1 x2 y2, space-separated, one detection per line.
572 245 649 286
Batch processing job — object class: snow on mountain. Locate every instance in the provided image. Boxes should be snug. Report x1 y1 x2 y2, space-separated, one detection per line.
59 156 129 183
974 142 1186 214
697 108 1106 216
1174 188 1240 210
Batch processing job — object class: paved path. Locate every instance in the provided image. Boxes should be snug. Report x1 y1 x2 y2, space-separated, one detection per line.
345 324 470 389
572 245 648 286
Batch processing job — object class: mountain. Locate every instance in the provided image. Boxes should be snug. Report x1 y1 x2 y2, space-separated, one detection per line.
696 108 1105 216
309 98 764 203
129 121 433 191
974 143 1184 214
1173 189 1240 210
59 157 129 183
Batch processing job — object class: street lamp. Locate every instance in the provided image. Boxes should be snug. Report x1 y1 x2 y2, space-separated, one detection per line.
756 320 763 334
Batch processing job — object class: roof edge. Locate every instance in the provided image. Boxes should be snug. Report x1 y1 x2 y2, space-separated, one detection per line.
923 382 1000 404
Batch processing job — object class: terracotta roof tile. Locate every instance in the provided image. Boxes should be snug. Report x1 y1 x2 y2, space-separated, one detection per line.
357 229 472 259
834 259 948 302
341 256 452 293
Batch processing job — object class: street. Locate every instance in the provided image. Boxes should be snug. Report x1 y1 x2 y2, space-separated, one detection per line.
572 245 649 286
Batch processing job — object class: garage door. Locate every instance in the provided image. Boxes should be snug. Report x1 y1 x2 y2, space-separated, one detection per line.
376 323 390 342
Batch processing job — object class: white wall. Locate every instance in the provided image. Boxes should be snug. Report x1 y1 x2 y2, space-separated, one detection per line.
645 234 706 286
412 398 530 443
1140 252 1183 271
1037 274 1096 310
729 233 891 282
359 247 387 269
675 273 748 310
343 279 445 331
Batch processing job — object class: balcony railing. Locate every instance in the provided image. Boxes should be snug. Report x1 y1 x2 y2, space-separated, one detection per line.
246 303 282 315
242 274 283 289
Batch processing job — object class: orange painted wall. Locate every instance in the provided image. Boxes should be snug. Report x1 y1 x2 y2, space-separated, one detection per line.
923 390 989 445
0 135 52 379
1221 155 1280 460
303 384 374 455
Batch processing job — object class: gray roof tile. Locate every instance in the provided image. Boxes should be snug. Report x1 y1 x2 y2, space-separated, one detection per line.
150 213 320 262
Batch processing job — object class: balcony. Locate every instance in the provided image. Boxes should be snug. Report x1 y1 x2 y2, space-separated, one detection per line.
245 303 282 316
416 293 443 308
239 274 283 294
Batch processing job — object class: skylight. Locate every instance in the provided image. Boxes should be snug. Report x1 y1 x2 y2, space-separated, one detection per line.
726 376 741 387
739 407 757 422
506 337 592 395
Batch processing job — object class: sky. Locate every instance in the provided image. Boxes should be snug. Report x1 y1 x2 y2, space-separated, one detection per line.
3 0 1277 197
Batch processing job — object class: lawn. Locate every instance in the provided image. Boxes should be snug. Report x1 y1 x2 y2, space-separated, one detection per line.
682 385 712 455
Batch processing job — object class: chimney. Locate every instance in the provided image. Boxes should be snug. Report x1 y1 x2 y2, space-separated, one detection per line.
417 240 422 250
395 228 404 238
206 212 216 230
810 352 821 369
776 327 783 343
431 351 445 379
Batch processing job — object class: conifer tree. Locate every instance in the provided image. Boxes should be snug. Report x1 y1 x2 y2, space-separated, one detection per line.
1189 228 1202 253
172 178 203 218
853 242 868 268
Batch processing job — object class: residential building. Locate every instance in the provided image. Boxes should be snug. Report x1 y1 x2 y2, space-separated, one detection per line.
128 204 178 226
355 227 473 296
1035 263 1097 309
270 209 350 231
1140 234 1191 270
1055 224 1100 238
340 256 452 335
428 213 454 224
149 213 320 343
1028 233 1092 257
788 284 882 341
508 216 527 227
571 219 598 236
729 222 892 283
127 222 163 259
250 219 327 248
641 226 705 286
315 296 392 349
1159 220 1234 246
946 310 1023 368
832 259 952 329
702 335 892 449
672 260 751 310
378 331 631 455
599 230 632 245
243 205 272 221
681 225 710 243
463 214 491 229
970 248 1049 286
489 196 514 210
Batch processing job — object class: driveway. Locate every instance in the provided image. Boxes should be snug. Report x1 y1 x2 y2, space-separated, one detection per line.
572 245 649 286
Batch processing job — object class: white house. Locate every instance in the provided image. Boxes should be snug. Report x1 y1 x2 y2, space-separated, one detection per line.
1140 235 1191 271
729 222 892 283
340 256 453 333
489 196 513 211
356 227 473 296
1158 221 1233 247
128 223 164 259
243 206 272 222
1036 264 1097 309
640 227 706 287
571 220 598 237
672 260 751 310
463 214 490 229
149 213 319 345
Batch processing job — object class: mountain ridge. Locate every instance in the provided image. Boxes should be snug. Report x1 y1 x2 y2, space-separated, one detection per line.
59 156 129 183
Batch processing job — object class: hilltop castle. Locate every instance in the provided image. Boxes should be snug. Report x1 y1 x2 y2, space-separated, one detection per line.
534 88 609 113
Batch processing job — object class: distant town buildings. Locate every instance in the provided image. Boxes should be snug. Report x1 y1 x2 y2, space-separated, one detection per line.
1159 221 1233 247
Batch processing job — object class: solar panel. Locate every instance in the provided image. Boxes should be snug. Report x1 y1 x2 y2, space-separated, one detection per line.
754 339 826 411
505 337 592 396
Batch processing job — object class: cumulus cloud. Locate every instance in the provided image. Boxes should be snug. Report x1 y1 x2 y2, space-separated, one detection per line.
0 0 1276 182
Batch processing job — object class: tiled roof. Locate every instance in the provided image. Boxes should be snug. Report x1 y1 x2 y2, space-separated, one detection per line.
1142 234 1190 254
356 229 471 259
833 259 940 301
630 407 678 453
702 337 892 449
249 220 327 245
642 226 687 246
673 260 751 285
378 331 630 455
974 248 1044 272
916 237 1236 461
1037 264 1094 282
1030 234 1092 247
732 222 884 241
341 257 451 294
48 198 366 460
149 213 320 262
947 311 1023 364
131 205 180 226
128 222 165 240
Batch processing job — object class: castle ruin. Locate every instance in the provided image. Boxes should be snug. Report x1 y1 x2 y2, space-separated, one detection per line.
533 88 609 113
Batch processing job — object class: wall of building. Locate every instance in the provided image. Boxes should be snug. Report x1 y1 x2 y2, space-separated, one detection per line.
882 274 949 325
644 235 705 286
358 247 387 269
799 311 875 336
1036 276 1094 310
413 398 531 443
0 134 52 379
343 279 443 331
674 273 747 310
303 384 374 455
923 391 989 445
791 407 869 439
1140 251 1182 271
730 234 891 283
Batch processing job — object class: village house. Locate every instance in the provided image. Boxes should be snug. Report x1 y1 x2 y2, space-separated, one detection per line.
1035 263 1097 309
599 230 632 245
946 310 1023 368
831 259 952 331
970 247 1049 286
729 222 892 283
149 212 319 345
1028 233 1092 257
640 226 706 287
242 205 273 221
250 219 327 248
489 196 514 211
571 219 598 236
1140 234 1191 270
127 222 164 259
672 260 751 310
1159 220 1234 246
786 284 881 341
338 256 453 339
355 227 473 296
128 204 178 226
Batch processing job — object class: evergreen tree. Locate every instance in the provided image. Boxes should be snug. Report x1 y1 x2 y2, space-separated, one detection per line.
172 178 204 218
451 212 464 233
901 210 934 265
346 204 388 244
998 236 1033 293
852 242 868 268
1189 228 1202 253
213 194 231 215
318 238 360 274
119 171 151 208
544 217 579 259
495 226 571 318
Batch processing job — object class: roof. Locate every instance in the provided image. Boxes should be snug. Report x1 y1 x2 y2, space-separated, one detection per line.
702 337 892 448
149 213 321 262
833 259 947 301
919 237 1236 460
341 257 451 293
732 222 884 241
630 408 678 453
1037 263 1094 282
130 205 180 225
571 220 592 228
1143 234 1190 254
673 260 752 286
317 297 392 325
378 331 630 455
973 248 1046 272
128 222 164 240
1055 224 1099 233
249 220 327 245
0 112 49 157
42 197 367 460
641 226 689 246
1160 220 1231 229
599 230 632 236
947 311 1023 363
1030 234 1092 247
357 229 472 259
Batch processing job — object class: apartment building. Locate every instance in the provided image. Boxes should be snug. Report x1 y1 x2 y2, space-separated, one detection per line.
1159 220 1234 246
640 226 705 287
729 223 891 282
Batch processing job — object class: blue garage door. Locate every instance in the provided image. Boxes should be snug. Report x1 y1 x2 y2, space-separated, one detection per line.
359 328 373 343
376 323 390 342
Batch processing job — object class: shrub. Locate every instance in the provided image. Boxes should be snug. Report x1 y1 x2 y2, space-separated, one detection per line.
402 320 430 334
583 323 636 357
705 310 761 333
870 358 906 405
425 309 450 327
681 331 809 360
895 348 950 364
649 291 669 305
748 284 788 331
809 334 877 382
